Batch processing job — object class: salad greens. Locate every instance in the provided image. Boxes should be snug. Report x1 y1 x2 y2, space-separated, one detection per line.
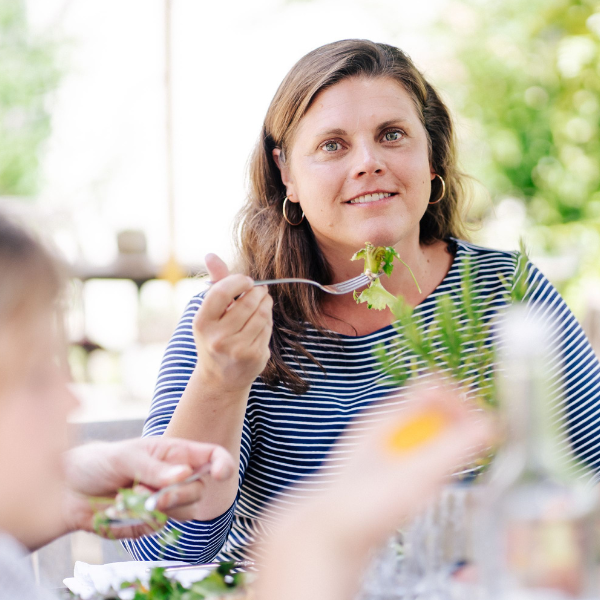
118 562 248 600
353 240 533 410
351 242 421 311
352 240 533 477
92 488 168 534
90 493 249 599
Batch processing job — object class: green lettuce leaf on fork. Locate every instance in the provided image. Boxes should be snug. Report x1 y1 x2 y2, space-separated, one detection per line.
351 243 421 311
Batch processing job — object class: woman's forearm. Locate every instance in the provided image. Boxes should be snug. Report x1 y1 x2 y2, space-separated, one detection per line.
163 368 249 520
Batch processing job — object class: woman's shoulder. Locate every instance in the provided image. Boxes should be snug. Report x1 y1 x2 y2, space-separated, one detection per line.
183 288 209 311
450 238 521 281
450 239 560 306
452 238 519 263
170 289 209 331
447 237 516 271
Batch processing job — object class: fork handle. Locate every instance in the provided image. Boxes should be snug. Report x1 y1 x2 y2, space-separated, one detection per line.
252 278 319 286
205 278 319 287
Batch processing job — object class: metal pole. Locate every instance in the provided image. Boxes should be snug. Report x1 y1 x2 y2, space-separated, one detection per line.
161 0 184 284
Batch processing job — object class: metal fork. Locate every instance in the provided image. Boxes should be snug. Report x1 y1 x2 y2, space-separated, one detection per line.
208 271 381 295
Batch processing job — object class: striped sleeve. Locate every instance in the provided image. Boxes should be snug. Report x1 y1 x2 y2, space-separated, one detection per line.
123 294 252 563
524 263 600 476
121 506 237 563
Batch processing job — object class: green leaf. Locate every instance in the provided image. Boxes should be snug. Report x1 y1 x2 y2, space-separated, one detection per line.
215 561 236 580
381 247 400 276
91 487 169 539
351 242 386 274
354 278 398 310
350 248 366 262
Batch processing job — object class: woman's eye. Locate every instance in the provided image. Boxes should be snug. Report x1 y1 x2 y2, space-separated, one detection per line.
384 130 403 142
322 141 341 152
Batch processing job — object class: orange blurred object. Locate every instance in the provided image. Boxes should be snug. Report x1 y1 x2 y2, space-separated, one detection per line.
385 410 447 454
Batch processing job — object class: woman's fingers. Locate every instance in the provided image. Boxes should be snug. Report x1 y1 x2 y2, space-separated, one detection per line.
192 253 274 386
235 291 273 341
199 285 272 347
248 325 273 371
98 438 235 495
248 305 274 349
205 253 230 282
219 286 271 334
197 274 255 323
205 445 237 481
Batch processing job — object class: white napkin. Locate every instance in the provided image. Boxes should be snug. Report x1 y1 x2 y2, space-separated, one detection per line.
63 560 211 599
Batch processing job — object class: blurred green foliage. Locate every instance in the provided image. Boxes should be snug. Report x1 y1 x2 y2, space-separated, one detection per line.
0 0 61 196
450 0 600 226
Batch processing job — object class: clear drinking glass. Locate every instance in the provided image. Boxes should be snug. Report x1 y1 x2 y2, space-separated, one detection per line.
358 483 480 600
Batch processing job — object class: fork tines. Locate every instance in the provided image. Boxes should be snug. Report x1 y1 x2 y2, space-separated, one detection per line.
332 273 370 293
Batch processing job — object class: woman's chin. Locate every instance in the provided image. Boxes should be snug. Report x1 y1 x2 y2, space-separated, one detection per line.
342 219 414 250
347 230 408 251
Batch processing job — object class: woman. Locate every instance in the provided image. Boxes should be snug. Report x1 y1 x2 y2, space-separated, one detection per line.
126 39 600 564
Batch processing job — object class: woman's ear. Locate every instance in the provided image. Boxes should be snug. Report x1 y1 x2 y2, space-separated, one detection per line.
272 148 297 201
272 148 283 170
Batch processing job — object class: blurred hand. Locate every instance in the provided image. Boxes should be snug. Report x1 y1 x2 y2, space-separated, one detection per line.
320 383 495 549
257 382 495 600
63 436 235 539
193 253 273 390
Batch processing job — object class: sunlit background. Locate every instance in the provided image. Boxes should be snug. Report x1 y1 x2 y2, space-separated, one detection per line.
3 0 600 421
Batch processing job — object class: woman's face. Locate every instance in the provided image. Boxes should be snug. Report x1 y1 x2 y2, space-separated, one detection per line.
276 76 434 262
0 310 78 545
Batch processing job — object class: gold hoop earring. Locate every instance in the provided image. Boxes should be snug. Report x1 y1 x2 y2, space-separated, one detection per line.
428 174 446 205
283 197 305 226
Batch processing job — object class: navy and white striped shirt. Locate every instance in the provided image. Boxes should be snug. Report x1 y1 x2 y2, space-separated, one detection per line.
123 239 600 563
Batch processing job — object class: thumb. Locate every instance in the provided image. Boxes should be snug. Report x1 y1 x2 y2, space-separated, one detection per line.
206 253 230 283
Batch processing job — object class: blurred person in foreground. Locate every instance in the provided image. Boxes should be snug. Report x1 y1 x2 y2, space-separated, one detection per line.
0 216 235 599
0 215 492 600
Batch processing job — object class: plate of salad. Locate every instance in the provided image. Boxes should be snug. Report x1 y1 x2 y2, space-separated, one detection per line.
76 491 253 600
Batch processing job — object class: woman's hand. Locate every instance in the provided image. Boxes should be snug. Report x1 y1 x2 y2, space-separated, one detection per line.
62 437 235 539
321 383 495 549
193 254 273 391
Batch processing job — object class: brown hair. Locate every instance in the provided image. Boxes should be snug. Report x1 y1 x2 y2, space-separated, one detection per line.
235 39 468 394
0 215 64 385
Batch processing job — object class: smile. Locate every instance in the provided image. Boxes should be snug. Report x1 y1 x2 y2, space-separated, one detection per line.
347 192 395 204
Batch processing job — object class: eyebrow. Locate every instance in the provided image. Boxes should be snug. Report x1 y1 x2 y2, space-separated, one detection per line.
314 119 410 138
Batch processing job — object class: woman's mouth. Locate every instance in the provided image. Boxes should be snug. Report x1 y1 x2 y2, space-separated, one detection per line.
347 192 396 204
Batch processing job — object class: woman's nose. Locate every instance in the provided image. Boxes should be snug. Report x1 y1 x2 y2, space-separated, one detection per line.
351 143 385 178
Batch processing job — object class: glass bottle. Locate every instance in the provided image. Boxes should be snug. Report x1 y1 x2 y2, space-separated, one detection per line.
477 306 599 600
